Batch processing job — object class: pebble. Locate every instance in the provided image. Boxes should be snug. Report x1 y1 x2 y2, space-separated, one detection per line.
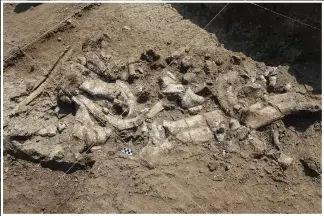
182 72 196 84
226 140 240 153
213 174 224 181
249 136 267 154
277 153 293 168
100 50 111 60
207 162 217 172
181 56 192 69
54 106 67 119
236 126 250 140
38 125 57 137
166 51 181 63
266 149 280 159
268 76 277 87
122 26 131 30
188 105 203 115
249 164 256 170
284 83 292 92
204 60 216 74
66 19 73 25
264 66 277 77
233 104 242 111
272 129 281 149
57 121 67 133
229 118 240 130
102 107 110 115
258 75 267 82
137 67 144 74
215 123 226 142
59 94 71 104
101 40 108 49
77 57 87 66
57 37 62 42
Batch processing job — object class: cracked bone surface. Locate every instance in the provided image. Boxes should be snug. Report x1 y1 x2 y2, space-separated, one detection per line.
72 94 144 130
176 126 214 143
85 52 106 74
241 92 322 128
214 70 239 117
79 79 120 100
73 103 112 147
115 80 137 117
181 87 205 109
162 109 227 143
146 101 164 119
140 122 172 168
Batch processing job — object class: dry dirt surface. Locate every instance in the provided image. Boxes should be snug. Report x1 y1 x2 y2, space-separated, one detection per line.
3 3 322 213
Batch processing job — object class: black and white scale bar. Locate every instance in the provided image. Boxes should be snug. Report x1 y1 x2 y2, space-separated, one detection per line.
122 147 133 156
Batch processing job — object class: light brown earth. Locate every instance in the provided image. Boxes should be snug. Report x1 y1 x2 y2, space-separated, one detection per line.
3 3 322 213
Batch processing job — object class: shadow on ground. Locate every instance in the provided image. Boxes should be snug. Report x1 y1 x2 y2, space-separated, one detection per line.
171 3 322 94
14 3 42 14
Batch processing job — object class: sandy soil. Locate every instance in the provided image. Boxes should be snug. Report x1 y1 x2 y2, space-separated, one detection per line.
3 3 322 213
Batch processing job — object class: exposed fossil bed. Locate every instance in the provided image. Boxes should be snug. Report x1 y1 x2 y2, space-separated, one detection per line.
3 3 322 213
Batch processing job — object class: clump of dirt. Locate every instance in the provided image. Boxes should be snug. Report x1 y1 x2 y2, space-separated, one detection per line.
3 3 322 214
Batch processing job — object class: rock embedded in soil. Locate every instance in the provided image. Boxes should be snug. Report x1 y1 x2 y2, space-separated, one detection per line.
165 50 183 64
277 153 293 168
300 156 321 178
248 136 267 154
182 72 196 84
122 25 131 30
213 122 227 142
140 48 160 62
235 126 250 140
226 140 241 153
37 125 57 137
284 83 292 92
181 56 192 71
204 60 217 74
57 121 67 133
77 56 87 66
229 118 240 130
271 128 281 149
268 75 277 88
188 105 203 115
70 63 90 76
240 83 264 98
208 162 218 172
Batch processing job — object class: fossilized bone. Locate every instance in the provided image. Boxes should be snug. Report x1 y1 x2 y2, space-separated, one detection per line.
241 92 321 129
